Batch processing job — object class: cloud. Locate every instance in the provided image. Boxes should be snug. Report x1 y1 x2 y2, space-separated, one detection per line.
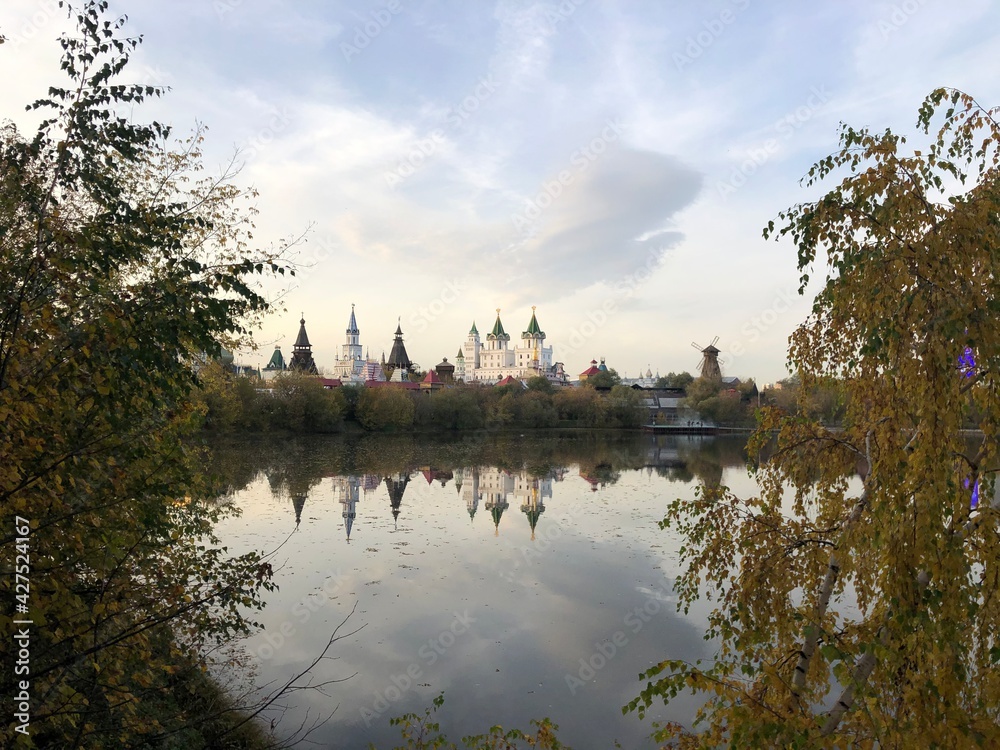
503 147 702 299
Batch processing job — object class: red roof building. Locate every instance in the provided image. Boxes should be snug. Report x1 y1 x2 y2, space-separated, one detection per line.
579 359 601 381
421 370 444 391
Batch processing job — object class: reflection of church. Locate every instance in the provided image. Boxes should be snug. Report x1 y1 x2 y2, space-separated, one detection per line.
331 474 381 541
282 464 570 541
456 467 555 537
384 473 410 528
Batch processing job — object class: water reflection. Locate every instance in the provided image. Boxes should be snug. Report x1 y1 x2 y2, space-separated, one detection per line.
208 432 752 748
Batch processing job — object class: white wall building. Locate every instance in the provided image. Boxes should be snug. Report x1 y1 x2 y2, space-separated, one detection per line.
457 308 566 384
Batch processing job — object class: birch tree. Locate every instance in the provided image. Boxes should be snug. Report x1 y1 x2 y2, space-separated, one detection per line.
627 89 1000 748
0 3 303 746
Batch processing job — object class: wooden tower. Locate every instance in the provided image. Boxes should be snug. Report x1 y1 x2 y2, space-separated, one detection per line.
692 337 722 381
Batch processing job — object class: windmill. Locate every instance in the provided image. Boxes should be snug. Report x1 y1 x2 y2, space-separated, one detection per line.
692 337 723 381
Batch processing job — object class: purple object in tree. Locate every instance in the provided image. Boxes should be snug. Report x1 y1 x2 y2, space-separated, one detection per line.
964 477 980 509
959 347 976 378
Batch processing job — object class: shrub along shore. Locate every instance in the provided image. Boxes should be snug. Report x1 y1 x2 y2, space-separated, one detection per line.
193 366 647 433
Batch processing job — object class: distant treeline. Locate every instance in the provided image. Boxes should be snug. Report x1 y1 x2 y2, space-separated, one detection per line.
192 363 645 433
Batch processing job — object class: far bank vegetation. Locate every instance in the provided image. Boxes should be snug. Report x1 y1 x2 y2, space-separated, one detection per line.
193 365 646 433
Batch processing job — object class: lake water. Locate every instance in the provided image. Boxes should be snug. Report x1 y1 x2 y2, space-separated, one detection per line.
210 431 758 749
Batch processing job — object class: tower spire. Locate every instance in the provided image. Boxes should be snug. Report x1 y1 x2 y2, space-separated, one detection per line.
290 315 317 373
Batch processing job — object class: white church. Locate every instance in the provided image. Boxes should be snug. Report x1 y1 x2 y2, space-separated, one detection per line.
331 305 386 383
455 308 566 384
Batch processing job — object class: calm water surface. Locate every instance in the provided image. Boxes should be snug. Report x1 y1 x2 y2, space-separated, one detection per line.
210 432 758 748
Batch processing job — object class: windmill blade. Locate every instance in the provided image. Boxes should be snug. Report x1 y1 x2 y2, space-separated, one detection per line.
710 335 720 347
691 341 703 350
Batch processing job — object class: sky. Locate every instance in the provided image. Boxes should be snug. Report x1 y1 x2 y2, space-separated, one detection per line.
3 0 999 383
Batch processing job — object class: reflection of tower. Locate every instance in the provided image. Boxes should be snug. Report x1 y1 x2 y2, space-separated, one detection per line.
579 470 601 492
384 473 410 528
486 496 508 536
291 492 307 527
482 468 512 536
520 480 546 541
342 498 356 541
338 476 360 542
461 467 480 522
419 467 453 486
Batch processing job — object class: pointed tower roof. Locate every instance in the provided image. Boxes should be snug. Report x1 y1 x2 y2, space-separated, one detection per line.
488 309 509 340
523 306 544 337
265 346 285 370
470 321 479 335
491 504 506 535
456 348 464 360
290 314 318 373
387 319 412 371
294 316 311 348
491 313 506 337
347 304 359 335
